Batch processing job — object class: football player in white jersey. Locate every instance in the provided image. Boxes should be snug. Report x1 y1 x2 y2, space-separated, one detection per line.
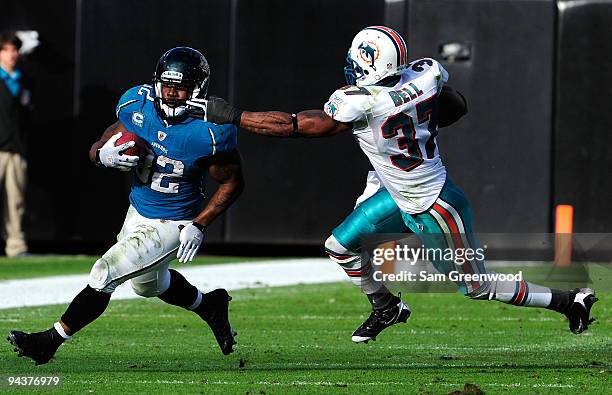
196 26 598 342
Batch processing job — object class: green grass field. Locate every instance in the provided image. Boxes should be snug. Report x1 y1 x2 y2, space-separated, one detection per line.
0 258 609 394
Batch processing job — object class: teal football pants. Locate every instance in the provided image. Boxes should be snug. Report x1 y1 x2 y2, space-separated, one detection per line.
329 176 487 295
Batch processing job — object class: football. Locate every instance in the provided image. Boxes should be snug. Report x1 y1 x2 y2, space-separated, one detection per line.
114 130 147 159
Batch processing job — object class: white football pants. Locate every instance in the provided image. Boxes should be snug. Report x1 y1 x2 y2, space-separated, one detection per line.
88 205 190 296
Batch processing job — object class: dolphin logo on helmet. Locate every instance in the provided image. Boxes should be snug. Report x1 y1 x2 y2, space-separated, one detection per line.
344 26 408 87
357 42 378 70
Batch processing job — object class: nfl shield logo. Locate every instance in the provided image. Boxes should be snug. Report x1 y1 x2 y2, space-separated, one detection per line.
157 131 167 141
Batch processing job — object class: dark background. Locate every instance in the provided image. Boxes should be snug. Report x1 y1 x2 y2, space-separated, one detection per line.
0 0 610 254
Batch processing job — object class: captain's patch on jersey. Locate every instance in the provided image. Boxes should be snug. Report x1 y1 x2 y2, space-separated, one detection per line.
132 112 144 127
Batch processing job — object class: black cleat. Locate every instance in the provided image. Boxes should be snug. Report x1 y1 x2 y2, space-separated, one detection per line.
199 289 237 355
7 329 64 365
351 296 411 343
565 288 598 334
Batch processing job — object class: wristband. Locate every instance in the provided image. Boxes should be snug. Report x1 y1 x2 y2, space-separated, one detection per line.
94 149 103 167
231 109 244 126
291 113 299 135
192 222 206 232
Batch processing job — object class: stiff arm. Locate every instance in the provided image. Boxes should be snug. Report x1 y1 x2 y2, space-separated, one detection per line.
239 110 351 138
202 85 467 138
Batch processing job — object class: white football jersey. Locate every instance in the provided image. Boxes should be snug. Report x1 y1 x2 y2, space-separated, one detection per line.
324 58 449 214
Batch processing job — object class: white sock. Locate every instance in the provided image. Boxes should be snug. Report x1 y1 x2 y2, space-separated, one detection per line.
53 322 72 340
188 290 203 310
490 280 552 308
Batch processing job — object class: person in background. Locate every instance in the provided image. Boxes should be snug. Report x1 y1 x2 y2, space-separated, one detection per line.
0 31 31 257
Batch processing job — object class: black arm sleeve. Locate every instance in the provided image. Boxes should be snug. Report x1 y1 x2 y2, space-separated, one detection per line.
438 85 468 128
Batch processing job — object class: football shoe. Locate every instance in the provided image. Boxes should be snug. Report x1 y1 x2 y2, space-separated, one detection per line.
352 295 411 343
565 288 598 334
7 329 64 365
199 289 237 355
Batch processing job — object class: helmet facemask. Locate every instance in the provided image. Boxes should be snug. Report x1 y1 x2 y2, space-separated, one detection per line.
154 80 192 119
344 52 364 86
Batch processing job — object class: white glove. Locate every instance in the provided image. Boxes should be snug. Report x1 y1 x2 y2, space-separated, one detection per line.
98 133 140 171
177 223 205 263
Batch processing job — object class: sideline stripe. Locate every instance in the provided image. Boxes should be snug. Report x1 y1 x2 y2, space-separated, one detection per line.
0 259 346 310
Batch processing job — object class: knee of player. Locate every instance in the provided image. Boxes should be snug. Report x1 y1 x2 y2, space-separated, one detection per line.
325 234 358 263
88 258 115 294
130 271 171 298
130 280 162 298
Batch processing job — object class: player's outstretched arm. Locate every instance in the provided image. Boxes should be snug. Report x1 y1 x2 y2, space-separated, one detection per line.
190 87 465 136
194 97 352 138
240 109 352 138
193 149 245 227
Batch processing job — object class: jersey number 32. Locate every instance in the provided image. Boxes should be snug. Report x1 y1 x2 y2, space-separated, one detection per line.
136 155 184 193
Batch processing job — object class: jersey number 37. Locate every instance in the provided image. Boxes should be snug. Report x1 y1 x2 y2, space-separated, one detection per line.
381 94 439 172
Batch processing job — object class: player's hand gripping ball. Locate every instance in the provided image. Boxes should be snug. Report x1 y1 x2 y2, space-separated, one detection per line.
98 131 145 171
114 131 147 159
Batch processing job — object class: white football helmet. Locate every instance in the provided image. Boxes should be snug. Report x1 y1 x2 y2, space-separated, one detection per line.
344 26 408 87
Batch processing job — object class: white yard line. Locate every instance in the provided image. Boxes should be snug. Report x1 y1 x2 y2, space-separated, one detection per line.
0 258 346 310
